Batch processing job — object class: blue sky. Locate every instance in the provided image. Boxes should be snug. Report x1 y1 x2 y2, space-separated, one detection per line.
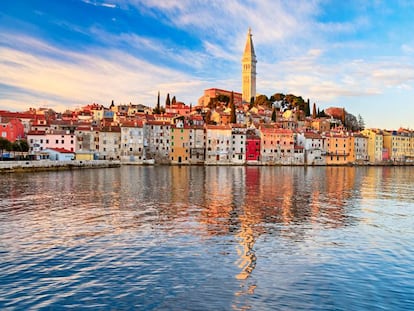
1 0 414 129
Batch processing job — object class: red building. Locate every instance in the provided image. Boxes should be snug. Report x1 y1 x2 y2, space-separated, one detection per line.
166 102 191 116
246 131 261 162
0 118 25 142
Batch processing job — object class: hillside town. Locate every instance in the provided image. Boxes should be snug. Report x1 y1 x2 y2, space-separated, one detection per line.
1 29 413 166
1 93 412 166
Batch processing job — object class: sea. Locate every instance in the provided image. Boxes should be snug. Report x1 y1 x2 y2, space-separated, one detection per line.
1 166 414 310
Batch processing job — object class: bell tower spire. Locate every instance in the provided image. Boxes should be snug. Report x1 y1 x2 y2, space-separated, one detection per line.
242 28 257 103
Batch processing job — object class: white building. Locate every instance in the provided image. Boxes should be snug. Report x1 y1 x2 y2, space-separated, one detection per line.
120 121 145 162
205 125 232 164
98 126 121 160
231 125 246 164
296 131 326 165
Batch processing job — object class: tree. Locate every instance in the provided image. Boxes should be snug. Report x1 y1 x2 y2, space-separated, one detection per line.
217 95 229 104
312 103 317 119
0 137 12 159
305 99 311 116
172 96 176 106
153 91 161 114
230 91 236 124
270 93 285 102
344 112 359 131
249 97 255 109
271 107 277 122
254 94 269 107
357 114 365 130
165 93 171 107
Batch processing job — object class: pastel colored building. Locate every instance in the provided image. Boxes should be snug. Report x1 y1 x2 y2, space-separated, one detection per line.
44 148 75 161
144 120 171 163
27 130 76 153
260 126 295 164
188 125 205 164
296 131 325 165
98 126 121 160
323 132 351 165
205 125 232 164
231 125 247 164
75 126 100 154
0 118 25 142
166 102 191 116
350 133 369 163
120 121 145 162
361 129 384 163
170 125 191 164
383 129 413 162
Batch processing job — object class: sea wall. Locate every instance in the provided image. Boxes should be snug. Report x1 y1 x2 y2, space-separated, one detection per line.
0 160 121 173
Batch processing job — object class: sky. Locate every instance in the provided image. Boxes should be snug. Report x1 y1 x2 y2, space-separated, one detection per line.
1 0 414 129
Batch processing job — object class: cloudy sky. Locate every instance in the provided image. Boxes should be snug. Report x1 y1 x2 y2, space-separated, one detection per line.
1 0 414 129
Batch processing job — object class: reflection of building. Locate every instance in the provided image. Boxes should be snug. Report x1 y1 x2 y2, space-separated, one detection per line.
242 28 257 103
235 219 256 280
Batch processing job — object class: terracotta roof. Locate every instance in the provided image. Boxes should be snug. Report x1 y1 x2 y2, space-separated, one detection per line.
47 148 74 154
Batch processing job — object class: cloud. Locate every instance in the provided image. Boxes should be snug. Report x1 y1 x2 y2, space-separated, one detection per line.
0 34 209 111
81 0 117 8
257 50 414 104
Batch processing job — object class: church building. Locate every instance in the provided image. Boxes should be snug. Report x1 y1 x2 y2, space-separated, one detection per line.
242 28 257 103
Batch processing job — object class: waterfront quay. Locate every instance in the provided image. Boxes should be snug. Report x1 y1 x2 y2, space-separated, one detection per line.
0 160 120 173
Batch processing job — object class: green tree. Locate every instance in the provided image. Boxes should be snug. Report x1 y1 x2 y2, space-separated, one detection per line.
172 96 176 106
254 94 269 107
249 97 255 109
217 95 230 104
271 93 285 102
305 99 311 116
153 91 161 114
357 114 365 130
230 91 236 124
271 107 277 122
165 93 171 107
0 137 12 159
312 103 317 118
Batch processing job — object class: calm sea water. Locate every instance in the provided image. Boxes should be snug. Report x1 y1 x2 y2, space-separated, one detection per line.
1 166 414 310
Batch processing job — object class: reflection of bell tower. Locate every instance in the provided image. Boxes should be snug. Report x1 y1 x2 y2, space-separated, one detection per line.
242 28 257 103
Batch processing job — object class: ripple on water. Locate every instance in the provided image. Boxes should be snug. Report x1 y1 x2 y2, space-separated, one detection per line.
1 166 414 310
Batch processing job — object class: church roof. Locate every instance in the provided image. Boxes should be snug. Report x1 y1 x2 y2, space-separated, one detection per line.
243 28 256 61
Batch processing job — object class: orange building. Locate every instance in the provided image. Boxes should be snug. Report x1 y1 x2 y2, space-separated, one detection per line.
170 125 191 164
324 132 351 165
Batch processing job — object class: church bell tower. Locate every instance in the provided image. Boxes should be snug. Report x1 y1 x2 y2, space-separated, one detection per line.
242 28 257 103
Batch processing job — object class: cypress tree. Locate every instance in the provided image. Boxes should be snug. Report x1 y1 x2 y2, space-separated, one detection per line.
230 91 236 124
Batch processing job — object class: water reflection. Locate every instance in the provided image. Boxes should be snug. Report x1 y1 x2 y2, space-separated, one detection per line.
1 166 414 310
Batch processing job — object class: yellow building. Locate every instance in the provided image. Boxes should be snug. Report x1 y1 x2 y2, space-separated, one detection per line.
361 129 384 163
170 125 190 164
324 132 351 165
383 129 413 162
75 151 95 161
